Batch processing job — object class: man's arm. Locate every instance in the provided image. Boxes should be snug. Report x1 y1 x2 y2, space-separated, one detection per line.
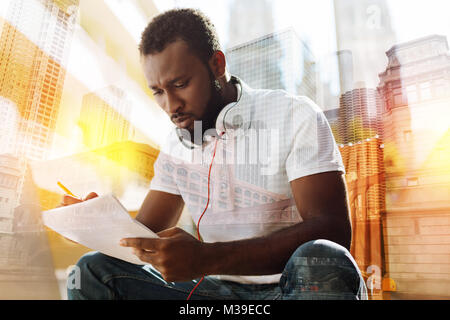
135 190 185 233
203 170 352 276
121 171 352 282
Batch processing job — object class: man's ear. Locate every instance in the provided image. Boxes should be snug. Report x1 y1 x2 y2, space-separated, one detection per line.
208 51 226 79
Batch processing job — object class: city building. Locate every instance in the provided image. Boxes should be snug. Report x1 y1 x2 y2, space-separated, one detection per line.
339 137 386 299
334 0 397 89
0 157 59 299
377 34 450 299
0 98 18 155
226 29 317 101
78 85 135 150
337 87 383 144
0 154 22 234
323 107 339 140
336 50 354 95
227 0 274 48
0 0 79 161
25 140 160 298
30 140 160 211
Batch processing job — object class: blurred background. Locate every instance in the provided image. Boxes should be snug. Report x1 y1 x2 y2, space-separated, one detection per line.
0 0 448 300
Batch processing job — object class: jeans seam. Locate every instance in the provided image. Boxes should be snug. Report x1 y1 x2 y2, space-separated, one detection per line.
103 274 224 299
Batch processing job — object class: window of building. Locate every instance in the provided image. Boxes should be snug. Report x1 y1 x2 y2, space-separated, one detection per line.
420 82 432 100
406 85 418 103
393 94 403 106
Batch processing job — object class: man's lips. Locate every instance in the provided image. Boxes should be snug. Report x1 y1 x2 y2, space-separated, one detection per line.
173 115 193 129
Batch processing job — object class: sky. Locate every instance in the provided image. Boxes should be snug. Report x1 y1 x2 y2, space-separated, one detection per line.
153 0 450 56
152 0 450 100
1 0 449 153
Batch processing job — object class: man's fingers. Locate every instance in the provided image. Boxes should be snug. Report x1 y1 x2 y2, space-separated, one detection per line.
131 248 155 263
62 195 82 206
84 192 98 201
60 192 98 207
157 227 182 238
120 238 159 251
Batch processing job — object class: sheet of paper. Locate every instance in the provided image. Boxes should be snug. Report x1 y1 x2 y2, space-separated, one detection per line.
42 193 158 265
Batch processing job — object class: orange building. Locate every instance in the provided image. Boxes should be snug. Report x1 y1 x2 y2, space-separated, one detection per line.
0 0 79 161
339 137 387 299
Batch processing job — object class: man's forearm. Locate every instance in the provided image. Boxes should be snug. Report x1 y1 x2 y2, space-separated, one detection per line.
202 217 351 277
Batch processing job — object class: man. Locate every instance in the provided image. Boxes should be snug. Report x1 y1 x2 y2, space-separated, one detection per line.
65 8 367 300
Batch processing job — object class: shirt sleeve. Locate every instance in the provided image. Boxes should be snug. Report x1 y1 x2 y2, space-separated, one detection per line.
285 96 345 182
149 151 181 195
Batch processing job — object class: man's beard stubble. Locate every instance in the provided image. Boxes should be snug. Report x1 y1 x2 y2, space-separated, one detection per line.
177 72 225 145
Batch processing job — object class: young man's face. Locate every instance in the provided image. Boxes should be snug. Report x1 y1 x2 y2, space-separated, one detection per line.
141 39 223 140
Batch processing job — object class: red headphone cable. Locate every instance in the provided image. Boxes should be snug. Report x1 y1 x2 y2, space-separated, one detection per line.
186 132 224 300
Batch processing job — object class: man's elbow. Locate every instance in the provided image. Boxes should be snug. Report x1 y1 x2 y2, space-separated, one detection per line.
321 217 352 251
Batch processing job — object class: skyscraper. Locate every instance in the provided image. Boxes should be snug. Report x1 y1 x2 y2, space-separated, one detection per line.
337 87 383 144
0 156 59 299
0 98 18 155
377 34 450 299
227 0 274 48
0 0 79 161
78 85 134 150
339 138 386 300
0 154 21 233
333 0 397 89
226 29 317 101
336 50 354 94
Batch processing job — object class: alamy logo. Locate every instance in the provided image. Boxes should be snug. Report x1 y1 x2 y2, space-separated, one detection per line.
366 5 382 30
67 265 81 290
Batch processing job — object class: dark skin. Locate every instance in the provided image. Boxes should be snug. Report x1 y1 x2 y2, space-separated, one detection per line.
62 39 352 283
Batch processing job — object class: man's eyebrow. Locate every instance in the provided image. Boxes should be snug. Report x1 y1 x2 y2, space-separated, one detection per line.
150 75 188 90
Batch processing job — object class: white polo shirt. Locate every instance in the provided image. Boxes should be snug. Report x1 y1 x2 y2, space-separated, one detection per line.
149 77 345 284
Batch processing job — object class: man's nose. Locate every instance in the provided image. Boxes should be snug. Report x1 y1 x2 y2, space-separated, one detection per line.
165 92 183 115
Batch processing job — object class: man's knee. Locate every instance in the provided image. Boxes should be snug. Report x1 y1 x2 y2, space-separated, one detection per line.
68 252 124 300
73 251 111 276
76 251 104 268
280 239 364 299
291 239 351 260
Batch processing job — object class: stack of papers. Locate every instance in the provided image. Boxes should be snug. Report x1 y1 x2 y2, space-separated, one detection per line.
42 194 158 265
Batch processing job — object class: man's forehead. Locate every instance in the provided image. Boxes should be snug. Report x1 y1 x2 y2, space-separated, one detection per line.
142 40 200 86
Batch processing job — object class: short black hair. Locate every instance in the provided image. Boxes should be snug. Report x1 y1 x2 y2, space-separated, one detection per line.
139 8 221 64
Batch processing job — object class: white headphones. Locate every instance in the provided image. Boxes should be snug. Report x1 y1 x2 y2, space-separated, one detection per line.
176 76 249 149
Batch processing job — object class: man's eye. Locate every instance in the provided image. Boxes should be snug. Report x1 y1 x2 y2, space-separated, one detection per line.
174 81 188 88
153 90 163 96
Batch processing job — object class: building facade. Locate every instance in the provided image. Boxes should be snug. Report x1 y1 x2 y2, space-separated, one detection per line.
337 87 383 144
339 137 386 299
226 29 317 102
377 34 450 299
78 86 134 150
0 154 22 234
0 157 59 299
0 98 18 155
227 0 274 48
0 0 79 161
334 0 397 89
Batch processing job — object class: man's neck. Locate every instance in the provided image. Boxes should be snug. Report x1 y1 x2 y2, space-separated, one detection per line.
220 75 238 106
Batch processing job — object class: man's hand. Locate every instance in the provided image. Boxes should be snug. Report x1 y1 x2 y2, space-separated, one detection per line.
59 192 98 207
120 227 208 282
57 192 99 244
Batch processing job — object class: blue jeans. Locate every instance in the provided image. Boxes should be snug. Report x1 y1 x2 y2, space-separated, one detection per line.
67 239 368 300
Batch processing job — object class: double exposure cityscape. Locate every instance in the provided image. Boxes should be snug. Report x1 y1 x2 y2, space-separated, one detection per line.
0 0 449 300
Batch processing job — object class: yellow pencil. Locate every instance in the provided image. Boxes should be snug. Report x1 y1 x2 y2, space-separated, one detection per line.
57 181 78 198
